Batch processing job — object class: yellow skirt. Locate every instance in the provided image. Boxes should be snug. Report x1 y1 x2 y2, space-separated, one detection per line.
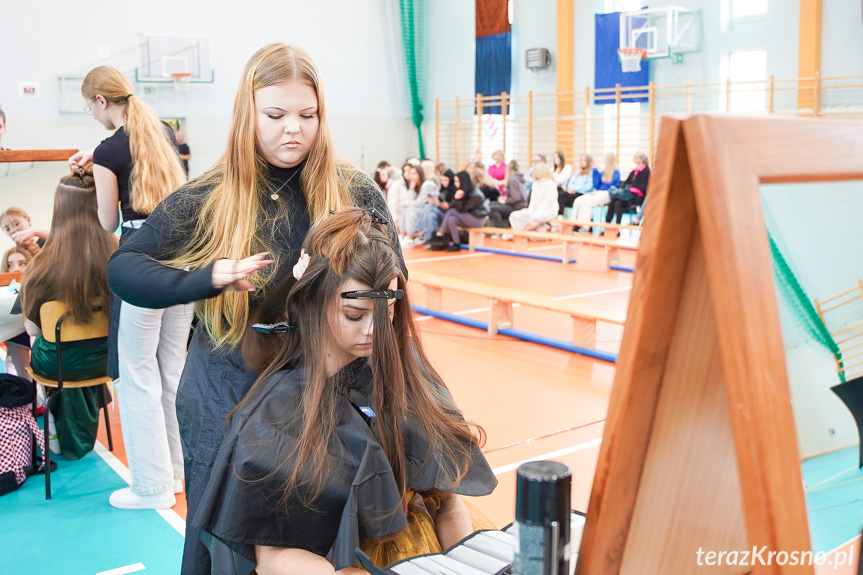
358 492 497 570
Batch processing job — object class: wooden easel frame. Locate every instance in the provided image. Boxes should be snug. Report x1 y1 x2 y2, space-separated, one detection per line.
576 115 863 574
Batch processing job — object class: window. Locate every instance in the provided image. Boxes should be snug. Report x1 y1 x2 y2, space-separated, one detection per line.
605 0 643 13
732 0 767 18
722 50 768 112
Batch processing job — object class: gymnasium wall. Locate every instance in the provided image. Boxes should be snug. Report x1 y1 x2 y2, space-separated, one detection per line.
0 0 417 238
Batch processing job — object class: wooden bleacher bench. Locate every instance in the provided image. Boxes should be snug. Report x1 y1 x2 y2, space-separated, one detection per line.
466 227 639 268
550 218 642 234
409 270 626 349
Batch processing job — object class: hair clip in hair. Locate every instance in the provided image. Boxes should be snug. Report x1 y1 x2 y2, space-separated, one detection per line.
329 209 336 215
252 322 298 334
76 166 84 178
366 208 389 226
340 289 404 300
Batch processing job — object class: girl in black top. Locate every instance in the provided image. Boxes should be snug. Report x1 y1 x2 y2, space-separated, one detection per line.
70 65 192 513
105 43 402 575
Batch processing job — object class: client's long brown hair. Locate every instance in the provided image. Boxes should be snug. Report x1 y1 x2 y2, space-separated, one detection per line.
242 208 484 509
21 170 118 324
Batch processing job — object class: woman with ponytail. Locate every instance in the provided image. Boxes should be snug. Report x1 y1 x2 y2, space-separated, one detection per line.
101 44 401 574
69 65 193 512
194 208 495 574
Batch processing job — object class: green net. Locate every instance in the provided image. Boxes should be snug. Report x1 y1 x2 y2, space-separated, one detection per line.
399 0 426 158
767 231 845 382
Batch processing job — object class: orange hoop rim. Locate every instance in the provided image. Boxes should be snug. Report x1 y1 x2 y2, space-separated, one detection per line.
617 48 647 60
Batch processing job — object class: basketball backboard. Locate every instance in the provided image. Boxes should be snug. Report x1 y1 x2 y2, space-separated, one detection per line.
620 6 700 59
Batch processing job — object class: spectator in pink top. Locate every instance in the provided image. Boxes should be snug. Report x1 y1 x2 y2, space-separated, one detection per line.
487 149 507 192
605 151 650 229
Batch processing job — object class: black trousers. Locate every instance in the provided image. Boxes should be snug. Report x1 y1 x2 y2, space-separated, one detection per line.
606 194 645 224
489 204 519 228
557 188 581 215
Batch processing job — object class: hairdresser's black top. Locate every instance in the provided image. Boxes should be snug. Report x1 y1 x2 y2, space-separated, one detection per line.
192 353 497 572
93 123 179 223
107 162 402 311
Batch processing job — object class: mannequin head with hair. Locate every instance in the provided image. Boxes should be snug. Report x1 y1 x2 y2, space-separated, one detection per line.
21 169 118 324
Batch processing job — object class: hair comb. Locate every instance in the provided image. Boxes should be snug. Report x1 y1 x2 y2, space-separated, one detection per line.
251 322 298 334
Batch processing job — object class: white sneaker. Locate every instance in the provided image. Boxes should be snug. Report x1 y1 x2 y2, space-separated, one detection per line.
174 478 184 494
109 487 176 510
412 237 425 246
501 234 514 241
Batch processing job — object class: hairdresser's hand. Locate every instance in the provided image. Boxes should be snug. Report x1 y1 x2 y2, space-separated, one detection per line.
292 249 310 281
12 229 38 245
68 148 95 170
212 252 274 291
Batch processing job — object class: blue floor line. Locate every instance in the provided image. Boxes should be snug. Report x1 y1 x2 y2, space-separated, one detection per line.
1 445 184 574
609 265 635 273
412 305 618 363
465 245 577 264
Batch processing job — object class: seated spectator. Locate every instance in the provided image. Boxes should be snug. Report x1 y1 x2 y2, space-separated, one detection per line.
508 161 559 233
386 163 412 233
488 160 527 229
373 161 393 195
20 170 118 460
471 162 501 202
571 153 620 232
401 161 440 247
560 154 595 215
397 163 430 247
429 170 488 252
487 149 507 192
552 150 573 199
605 151 650 233
1 207 47 257
2 246 33 386
525 153 547 196
419 168 456 249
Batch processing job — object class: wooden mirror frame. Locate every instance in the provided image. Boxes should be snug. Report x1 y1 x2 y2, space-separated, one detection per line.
575 115 863 575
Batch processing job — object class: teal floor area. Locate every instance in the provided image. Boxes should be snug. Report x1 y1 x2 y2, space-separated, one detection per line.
0 447 184 575
803 445 863 553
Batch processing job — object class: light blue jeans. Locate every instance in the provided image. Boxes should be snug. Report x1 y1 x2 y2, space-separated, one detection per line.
117 301 193 495
418 204 446 240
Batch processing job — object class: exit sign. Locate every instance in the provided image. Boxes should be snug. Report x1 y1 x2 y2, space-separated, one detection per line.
18 82 40 98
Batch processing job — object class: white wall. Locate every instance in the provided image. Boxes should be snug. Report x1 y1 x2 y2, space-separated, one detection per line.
0 0 416 241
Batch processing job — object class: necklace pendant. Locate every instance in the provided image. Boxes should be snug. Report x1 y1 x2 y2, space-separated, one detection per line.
271 193 280 200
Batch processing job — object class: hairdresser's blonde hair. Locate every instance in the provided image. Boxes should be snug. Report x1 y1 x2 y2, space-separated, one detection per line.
82 66 185 215
167 43 356 348
0 207 30 221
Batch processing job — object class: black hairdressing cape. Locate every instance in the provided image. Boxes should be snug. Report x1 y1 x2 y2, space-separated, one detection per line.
192 353 497 572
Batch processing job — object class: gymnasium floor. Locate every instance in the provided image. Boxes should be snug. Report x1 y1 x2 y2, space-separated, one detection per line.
2 236 859 574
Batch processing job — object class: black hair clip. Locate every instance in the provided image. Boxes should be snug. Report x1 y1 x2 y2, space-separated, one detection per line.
366 208 389 226
341 289 404 300
77 167 84 178
252 322 298 334
329 209 336 215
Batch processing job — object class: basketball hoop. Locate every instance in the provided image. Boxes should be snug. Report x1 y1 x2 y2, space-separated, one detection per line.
617 48 647 73
171 72 192 91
